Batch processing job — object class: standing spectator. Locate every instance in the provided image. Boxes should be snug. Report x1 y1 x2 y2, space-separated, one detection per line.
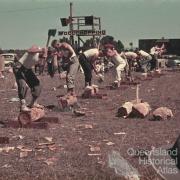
13 45 45 111
0 49 5 79
150 44 165 70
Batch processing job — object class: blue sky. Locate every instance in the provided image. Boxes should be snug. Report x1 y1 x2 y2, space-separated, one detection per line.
0 0 179 49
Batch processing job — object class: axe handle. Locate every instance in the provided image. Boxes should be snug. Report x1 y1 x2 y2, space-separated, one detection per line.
46 35 51 47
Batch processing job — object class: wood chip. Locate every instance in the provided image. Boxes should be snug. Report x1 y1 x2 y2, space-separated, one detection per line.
106 142 115 146
38 142 55 146
88 153 101 156
90 146 101 152
44 157 58 166
20 151 28 158
44 137 53 142
17 145 32 152
48 144 57 151
0 147 15 153
2 164 12 168
114 132 126 135
84 124 93 129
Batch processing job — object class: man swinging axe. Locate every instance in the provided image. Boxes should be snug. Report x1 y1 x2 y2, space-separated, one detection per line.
13 45 46 112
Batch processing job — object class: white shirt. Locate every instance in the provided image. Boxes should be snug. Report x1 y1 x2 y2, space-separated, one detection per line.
19 52 39 69
139 50 150 58
111 53 126 66
84 48 99 59
125 52 138 59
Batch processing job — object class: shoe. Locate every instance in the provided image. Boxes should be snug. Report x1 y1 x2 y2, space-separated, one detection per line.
21 105 31 112
20 99 31 112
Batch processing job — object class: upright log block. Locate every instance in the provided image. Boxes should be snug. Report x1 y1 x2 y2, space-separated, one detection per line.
117 102 134 117
82 85 99 98
131 102 151 118
58 95 78 110
153 107 173 121
18 107 45 126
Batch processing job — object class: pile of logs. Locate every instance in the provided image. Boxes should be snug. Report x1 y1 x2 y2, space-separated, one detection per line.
117 84 150 118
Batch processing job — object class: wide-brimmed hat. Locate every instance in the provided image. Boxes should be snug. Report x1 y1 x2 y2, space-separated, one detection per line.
27 45 42 53
149 135 180 180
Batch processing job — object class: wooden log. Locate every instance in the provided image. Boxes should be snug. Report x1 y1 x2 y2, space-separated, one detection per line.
131 102 151 118
58 95 78 110
73 110 86 117
92 85 99 94
82 85 99 98
141 73 148 80
18 107 45 126
82 86 95 98
59 71 67 79
152 107 173 121
155 69 162 74
117 102 134 117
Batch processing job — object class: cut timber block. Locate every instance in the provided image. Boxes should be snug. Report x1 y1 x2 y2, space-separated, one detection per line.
117 102 134 117
155 69 162 74
73 110 86 117
59 71 67 79
58 95 78 110
82 85 99 98
18 107 45 126
152 107 173 121
131 102 151 118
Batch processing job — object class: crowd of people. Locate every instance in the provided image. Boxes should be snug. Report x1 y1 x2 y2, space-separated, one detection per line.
0 40 166 112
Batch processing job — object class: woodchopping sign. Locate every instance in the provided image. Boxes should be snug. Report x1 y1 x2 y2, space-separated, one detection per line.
58 30 106 36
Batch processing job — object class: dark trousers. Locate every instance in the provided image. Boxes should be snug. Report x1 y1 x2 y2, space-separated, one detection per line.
150 55 157 70
13 62 41 100
79 54 93 86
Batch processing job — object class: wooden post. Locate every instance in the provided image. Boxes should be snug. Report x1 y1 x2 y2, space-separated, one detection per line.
136 84 140 104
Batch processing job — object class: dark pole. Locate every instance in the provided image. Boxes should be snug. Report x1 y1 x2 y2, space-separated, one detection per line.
69 2 74 46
